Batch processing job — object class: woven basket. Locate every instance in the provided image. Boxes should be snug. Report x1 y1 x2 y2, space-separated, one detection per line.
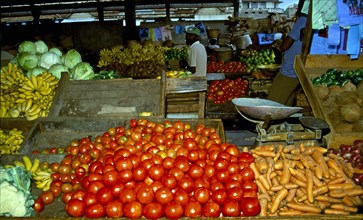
207 29 221 39
214 47 233 62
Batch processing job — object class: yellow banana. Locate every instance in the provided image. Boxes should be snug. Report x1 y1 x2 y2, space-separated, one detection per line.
24 78 35 90
4 165 14 169
35 170 52 176
26 105 41 116
4 135 15 144
31 76 38 90
42 179 52 191
36 178 51 189
24 99 33 112
0 106 7 117
9 108 20 118
33 175 51 181
22 155 32 171
1 80 12 86
13 160 25 168
26 113 39 121
5 75 15 84
29 158 40 173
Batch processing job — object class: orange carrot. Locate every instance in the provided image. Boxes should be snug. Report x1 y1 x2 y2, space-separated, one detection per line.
270 188 289 214
255 157 268 174
282 145 296 153
253 150 276 157
289 168 306 182
286 202 322 214
327 183 355 191
327 177 345 185
274 159 283 170
255 145 275 151
346 188 363 197
353 167 363 174
324 209 349 215
290 176 306 188
331 204 358 213
298 185 329 202
284 183 299 189
327 159 344 174
286 188 297 202
342 196 355 207
313 146 328 154
278 210 304 216
315 195 342 204
259 197 268 216
312 175 324 187
296 161 305 170
258 174 271 191
312 164 323 180
280 159 291 185
329 189 347 198
305 169 314 203
249 162 261 179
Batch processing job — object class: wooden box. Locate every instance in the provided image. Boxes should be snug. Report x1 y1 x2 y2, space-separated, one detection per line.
294 55 363 149
21 117 225 154
49 72 166 118
165 76 207 118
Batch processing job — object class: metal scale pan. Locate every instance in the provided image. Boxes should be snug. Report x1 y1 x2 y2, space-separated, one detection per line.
231 98 329 146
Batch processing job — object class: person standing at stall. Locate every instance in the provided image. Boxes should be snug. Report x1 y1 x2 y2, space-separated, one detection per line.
181 27 207 77
267 0 308 106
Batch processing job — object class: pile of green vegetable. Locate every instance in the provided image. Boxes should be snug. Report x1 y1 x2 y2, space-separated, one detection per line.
312 68 363 87
164 47 188 61
11 40 94 80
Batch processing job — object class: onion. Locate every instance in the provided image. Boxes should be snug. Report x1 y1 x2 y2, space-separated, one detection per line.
352 173 363 186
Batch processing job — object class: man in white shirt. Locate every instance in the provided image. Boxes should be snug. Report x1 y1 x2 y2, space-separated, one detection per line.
183 27 207 77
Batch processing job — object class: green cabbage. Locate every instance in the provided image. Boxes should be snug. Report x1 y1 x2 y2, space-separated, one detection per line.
39 52 61 69
49 64 68 79
34 40 48 54
18 41 36 54
49 47 63 57
27 67 47 78
70 62 94 80
17 52 39 71
63 49 82 70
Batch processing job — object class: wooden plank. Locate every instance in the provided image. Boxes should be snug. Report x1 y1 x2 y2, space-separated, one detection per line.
198 92 206 118
166 76 207 93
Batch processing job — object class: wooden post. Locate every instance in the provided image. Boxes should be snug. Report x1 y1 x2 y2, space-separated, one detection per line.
300 0 313 64
124 0 138 41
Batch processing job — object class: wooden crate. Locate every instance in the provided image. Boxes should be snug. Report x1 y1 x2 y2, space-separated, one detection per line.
165 75 207 118
21 117 225 154
294 55 363 149
0 119 37 154
48 72 166 118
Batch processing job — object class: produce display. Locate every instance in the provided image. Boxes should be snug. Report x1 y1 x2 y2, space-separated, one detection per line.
0 63 59 120
313 71 363 133
164 70 192 78
207 78 249 104
164 47 188 61
207 61 247 74
0 128 24 154
97 44 166 79
239 49 276 73
312 68 363 87
327 140 363 186
2 119 262 218
11 40 94 80
249 144 363 216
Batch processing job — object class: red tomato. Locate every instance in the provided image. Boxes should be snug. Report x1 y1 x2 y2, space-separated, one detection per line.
119 169 134 183
85 203 106 218
174 156 190 173
40 190 54 205
123 201 142 219
161 174 177 189
84 193 97 206
103 170 119 186
178 176 194 193
133 166 147 181
142 202 164 219
33 197 44 214
119 188 136 203
240 197 261 216
173 189 189 207
184 201 202 218
228 187 243 201
203 202 221 218
105 199 123 218
241 179 258 191
71 189 87 201
115 157 133 171
183 138 198 150
155 186 173 205
148 164 165 181
211 189 228 205
62 192 73 204
87 180 105 195
50 184 62 198
188 164 204 179
194 187 210 204
96 186 113 205
238 152 254 164
66 199 86 217
136 185 154 204
239 167 255 181
164 202 183 219
222 200 240 217
215 169 230 183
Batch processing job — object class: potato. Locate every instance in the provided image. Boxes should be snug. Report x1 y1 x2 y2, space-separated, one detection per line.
335 91 362 107
341 81 357 92
357 81 363 99
340 103 362 123
315 85 329 101
352 119 363 132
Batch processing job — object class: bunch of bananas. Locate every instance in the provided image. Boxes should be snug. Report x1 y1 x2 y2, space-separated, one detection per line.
10 156 53 191
0 128 24 154
98 44 166 79
0 63 59 120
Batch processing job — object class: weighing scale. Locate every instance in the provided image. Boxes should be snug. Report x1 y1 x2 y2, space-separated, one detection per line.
232 98 330 147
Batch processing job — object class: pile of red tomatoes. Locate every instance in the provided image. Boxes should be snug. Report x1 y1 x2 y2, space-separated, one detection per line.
207 61 247 74
207 78 249 104
34 119 261 218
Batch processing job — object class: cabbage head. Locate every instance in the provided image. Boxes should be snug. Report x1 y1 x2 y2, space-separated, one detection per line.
17 53 39 71
39 52 61 69
49 64 68 79
34 40 48 54
26 67 47 78
18 41 36 54
70 62 94 80
63 49 82 70
49 47 63 57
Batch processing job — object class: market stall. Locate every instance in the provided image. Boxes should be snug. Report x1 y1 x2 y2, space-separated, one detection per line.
1 0 363 218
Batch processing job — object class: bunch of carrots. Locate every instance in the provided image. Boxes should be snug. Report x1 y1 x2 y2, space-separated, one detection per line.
245 144 363 216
